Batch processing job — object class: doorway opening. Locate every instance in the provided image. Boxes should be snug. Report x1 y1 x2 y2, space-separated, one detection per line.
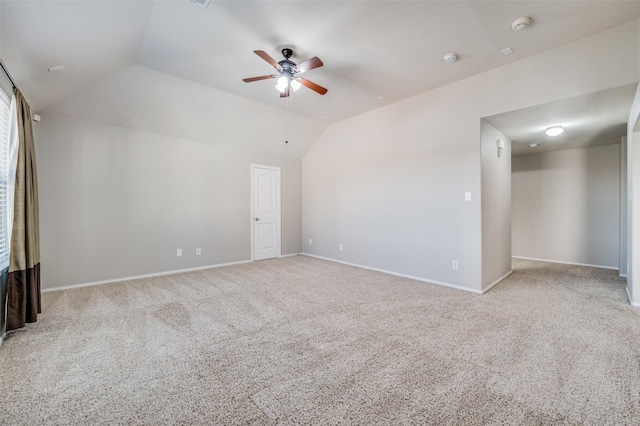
480 84 636 292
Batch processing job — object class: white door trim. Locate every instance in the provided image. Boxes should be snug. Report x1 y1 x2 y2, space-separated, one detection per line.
250 164 281 261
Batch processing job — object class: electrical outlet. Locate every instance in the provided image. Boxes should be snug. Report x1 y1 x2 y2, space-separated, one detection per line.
196 248 201 255
309 239 313 245
452 260 459 270
177 249 182 257
339 243 343 251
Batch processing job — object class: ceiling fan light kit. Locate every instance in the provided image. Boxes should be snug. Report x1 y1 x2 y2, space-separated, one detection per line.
243 48 328 98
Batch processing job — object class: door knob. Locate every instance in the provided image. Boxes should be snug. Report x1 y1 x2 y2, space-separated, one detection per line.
255 218 260 221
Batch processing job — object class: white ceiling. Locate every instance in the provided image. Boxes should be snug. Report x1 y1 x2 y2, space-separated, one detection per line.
2 0 640 125
486 84 638 156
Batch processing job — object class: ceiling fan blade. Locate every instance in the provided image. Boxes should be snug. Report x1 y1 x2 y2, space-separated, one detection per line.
243 75 276 83
298 78 328 95
280 86 290 98
254 50 279 69
296 57 323 74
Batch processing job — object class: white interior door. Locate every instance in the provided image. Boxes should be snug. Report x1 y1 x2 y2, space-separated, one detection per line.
252 165 281 261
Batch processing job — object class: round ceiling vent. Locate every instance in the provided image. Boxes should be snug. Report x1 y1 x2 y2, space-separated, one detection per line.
512 16 532 31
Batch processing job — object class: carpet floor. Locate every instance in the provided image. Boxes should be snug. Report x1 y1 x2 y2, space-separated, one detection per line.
1 255 639 425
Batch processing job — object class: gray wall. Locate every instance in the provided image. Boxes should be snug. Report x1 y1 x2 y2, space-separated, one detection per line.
628 81 640 304
302 22 638 292
620 136 628 276
481 121 511 290
35 116 302 289
512 144 620 269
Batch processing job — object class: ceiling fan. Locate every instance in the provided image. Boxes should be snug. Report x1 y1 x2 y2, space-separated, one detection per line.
243 48 328 98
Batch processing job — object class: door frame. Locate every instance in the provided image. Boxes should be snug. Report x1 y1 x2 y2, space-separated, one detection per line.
250 164 282 261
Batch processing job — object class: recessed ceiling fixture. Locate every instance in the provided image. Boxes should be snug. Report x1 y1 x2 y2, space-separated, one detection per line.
47 65 64 72
377 96 385 101
529 143 539 148
502 47 514 56
443 53 458 63
512 16 532 31
545 125 564 136
190 0 211 8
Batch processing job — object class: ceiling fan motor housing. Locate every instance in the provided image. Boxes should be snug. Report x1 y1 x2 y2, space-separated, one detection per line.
278 60 296 74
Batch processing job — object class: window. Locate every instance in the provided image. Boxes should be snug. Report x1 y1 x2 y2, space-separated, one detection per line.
0 87 10 268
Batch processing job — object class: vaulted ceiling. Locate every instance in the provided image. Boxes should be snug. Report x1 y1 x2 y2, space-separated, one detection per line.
1 1 639 156
3 1 640 120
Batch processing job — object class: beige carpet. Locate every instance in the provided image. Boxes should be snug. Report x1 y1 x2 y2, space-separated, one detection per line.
1 255 639 425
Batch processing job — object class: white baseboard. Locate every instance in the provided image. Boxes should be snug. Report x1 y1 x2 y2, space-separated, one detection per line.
626 287 640 308
301 253 482 294
482 270 513 294
512 256 618 271
279 253 300 258
42 259 253 293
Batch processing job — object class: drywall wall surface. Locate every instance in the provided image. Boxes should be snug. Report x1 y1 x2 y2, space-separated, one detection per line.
480 121 511 290
35 116 302 289
0 64 11 106
512 144 620 269
620 136 628 276
631 136 640 303
628 81 640 303
303 107 482 289
42 65 327 159
303 21 638 292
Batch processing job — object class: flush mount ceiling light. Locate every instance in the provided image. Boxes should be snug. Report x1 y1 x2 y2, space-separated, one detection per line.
529 143 539 148
443 53 458 63
545 125 564 136
512 16 532 31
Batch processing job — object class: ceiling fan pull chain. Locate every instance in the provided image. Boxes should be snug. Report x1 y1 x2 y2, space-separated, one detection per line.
286 89 295 144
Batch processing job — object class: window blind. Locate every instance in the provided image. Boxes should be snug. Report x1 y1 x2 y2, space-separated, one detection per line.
0 89 10 266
